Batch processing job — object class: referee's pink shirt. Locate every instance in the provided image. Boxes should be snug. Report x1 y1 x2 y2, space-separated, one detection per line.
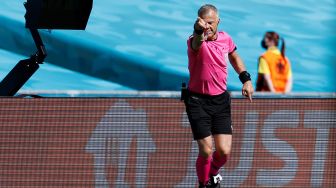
187 31 237 96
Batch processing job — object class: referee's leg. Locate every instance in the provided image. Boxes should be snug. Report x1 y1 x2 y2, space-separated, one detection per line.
195 136 213 187
184 97 213 186
210 134 232 177
208 134 231 186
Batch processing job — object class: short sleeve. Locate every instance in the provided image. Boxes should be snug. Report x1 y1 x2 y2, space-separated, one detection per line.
187 37 193 52
187 36 199 53
187 37 198 63
258 57 270 75
228 35 237 54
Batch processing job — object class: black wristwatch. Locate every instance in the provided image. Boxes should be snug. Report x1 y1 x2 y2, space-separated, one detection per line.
239 71 251 84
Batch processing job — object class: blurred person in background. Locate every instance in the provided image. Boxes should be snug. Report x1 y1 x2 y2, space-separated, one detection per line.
256 31 292 93
185 4 253 188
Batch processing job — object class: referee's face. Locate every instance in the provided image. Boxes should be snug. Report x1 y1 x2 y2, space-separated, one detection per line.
200 10 219 41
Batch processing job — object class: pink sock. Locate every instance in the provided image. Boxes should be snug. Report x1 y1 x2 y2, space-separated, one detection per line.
210 151 228 176
196 154 212 185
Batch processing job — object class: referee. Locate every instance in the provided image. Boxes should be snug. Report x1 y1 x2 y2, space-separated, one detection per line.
185 4 253 188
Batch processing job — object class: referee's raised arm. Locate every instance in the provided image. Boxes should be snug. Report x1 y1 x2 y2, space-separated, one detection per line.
191 7 219 51
191 17 208 51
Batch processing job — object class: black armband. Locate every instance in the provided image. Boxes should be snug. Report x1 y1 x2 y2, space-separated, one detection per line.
239 71 251 84
193 25 203 35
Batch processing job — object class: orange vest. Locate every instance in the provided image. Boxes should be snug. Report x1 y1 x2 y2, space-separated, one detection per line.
256 51 290 92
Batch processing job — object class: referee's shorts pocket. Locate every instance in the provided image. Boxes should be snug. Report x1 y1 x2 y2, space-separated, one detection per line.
185 96 212 140
185 96 200 116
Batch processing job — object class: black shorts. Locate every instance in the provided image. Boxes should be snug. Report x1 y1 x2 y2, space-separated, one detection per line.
184 90 232 140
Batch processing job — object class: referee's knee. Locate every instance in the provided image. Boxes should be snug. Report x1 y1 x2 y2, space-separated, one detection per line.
198 147 213 158
217 146 231 157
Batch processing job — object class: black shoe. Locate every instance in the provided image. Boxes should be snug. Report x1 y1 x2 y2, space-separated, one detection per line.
209 174 222 188
198 180 212 188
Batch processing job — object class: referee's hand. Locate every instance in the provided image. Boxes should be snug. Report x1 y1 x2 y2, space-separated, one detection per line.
242 81 254 102
194 17 209 32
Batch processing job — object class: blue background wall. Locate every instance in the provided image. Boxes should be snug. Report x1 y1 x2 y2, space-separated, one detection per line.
0 0 335 91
